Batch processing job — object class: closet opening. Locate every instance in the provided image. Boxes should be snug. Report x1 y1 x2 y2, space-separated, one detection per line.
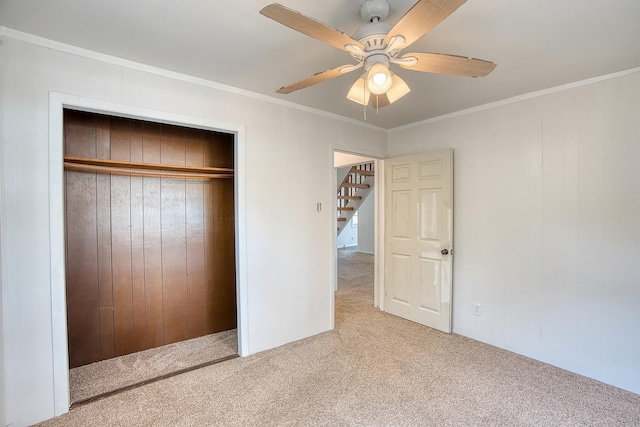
63 109 238 404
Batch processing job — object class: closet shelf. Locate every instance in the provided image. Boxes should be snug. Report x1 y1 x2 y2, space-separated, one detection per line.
64 156 234 179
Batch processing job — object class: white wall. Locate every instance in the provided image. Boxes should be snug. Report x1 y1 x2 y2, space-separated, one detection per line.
0 33 7 427
357 190 375 254
336 166 351 190
388 70 640 394
0 180 6 425
0 284 5 427
336 217 358 248
0 31 388 426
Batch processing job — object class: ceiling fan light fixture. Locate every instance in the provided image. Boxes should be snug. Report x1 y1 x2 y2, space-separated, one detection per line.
385 74 411 104
366 62 392 95
347 76 371 105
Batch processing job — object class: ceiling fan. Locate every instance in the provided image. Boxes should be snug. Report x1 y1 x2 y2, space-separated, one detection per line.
260 0 496 108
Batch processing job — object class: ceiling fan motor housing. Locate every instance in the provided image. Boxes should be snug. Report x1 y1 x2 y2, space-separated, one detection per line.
360 0 390 23
365 53 390 70
351 21 393 54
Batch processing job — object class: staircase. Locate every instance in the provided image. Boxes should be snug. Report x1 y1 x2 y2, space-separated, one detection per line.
337 162 374 236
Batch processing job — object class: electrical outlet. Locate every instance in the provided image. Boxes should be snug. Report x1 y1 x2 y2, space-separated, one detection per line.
473 303 482 316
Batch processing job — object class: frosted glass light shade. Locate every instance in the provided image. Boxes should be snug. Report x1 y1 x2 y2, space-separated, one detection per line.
385 74 411 104
347 76 371 105
366 63 392 95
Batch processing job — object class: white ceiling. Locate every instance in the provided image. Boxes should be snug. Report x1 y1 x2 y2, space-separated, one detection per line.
1 0 639 129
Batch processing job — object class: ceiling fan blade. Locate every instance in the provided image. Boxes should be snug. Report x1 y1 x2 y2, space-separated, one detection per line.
339 61 365 74
399 52 496 77
276 65 356 94
384 0 467 49
261 3 364 52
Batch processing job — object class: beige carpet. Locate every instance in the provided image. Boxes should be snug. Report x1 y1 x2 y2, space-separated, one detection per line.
40 249 640 426
70 329 238 404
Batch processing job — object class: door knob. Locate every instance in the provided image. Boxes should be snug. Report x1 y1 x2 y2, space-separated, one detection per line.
441 249 449 256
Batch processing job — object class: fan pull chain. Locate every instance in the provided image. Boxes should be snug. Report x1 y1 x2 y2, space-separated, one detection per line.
363 80 367 121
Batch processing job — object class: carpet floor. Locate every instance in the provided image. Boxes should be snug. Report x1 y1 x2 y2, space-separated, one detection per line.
39 249 640 426
69 329 238 404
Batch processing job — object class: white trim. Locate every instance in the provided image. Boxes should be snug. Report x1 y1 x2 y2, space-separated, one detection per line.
329 146 337 321
235 127 249 358
48 95 69 416
374 158 384 310
48 92 249 417
0 31 8 425
390 67 640 132
0 26 385 133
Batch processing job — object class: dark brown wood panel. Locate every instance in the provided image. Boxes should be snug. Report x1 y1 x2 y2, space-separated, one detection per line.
185 129 207 338
212 133 236 332
65 114 97 159
213 178 237 332
142 122 165 349
211 133 235 169
110 118 135 356
96 115 115 360
160 125 189 344
65 170 101 368
64 109 236 367
129 121 148 352
203 139 217 335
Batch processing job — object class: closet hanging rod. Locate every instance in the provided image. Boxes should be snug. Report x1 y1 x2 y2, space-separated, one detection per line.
64 162 233 180
64 156 234 174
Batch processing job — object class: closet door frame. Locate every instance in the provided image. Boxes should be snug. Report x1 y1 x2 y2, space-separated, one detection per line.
48 92 248 416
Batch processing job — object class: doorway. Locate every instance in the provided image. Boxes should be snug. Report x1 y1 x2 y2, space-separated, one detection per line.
333 151 378 306
48 93 248 415
332 148 453 331
64 109 237 364
62 108 240 405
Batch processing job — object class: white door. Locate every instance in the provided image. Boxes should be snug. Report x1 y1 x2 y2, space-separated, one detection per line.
384 149 453 333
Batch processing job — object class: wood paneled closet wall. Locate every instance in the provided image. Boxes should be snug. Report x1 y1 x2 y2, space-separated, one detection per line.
64 110 236 369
